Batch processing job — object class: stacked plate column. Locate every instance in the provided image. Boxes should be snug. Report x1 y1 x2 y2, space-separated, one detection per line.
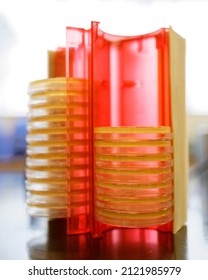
26 78 89 222
94 126 174 228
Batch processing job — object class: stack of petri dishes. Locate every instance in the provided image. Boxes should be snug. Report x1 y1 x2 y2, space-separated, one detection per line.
26 78 89 219
94 126 174 228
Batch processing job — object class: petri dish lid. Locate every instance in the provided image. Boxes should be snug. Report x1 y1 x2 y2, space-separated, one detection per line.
28 77 87 95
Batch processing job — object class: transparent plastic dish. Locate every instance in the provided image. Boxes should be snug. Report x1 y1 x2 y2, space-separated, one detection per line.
27 189 89 204
26 179 89 192
95 194 173 212
28 77 86 94
26 132 88 142
95 145 173 155
27 146 67 155
26 179 67 192
27 191 67 205
95 179 173 198
94 126 172 140
95 207 173 228
26 169 66 179
27 127 87 135
95 158 173 169
27 206 67 218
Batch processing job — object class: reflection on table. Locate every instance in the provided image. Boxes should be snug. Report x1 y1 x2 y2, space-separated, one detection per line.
28 219 187 260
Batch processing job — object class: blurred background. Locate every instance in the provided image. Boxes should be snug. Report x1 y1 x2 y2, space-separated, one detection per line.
1 0 208 169
1 0 208 259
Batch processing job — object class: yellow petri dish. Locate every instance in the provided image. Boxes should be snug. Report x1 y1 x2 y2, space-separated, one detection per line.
94 126 171 134
96 182 173 199
95 207 173 228
95 193 173 212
